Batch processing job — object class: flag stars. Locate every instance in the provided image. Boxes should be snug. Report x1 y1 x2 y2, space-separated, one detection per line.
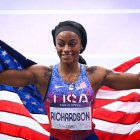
22 101 27 105
18 87 23 91
25 94 31 99
1 50 7 56
38 108 44 112
31 102 37 105
4 60 10 64
14 59 18 63
18 66 22 69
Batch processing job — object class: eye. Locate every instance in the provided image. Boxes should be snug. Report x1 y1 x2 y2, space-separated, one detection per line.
69 42 77 47
57 42 65 48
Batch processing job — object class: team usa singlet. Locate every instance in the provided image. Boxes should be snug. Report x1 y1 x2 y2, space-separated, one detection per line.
44 64 98 140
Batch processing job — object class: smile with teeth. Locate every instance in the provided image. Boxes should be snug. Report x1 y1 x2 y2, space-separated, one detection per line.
62 53 72 55
62 53 73 58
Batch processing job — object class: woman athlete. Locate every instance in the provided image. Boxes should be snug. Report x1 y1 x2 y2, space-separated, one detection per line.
0 20 140 140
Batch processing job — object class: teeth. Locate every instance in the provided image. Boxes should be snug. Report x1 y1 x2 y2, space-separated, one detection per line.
62 53 72 55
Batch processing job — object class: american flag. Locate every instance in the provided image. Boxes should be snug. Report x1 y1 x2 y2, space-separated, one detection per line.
93 57 140 140
0 40 139 140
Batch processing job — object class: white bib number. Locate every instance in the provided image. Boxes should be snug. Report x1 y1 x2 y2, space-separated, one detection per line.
50 102 92 130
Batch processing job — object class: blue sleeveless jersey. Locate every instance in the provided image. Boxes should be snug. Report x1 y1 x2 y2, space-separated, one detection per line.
45 64 98 140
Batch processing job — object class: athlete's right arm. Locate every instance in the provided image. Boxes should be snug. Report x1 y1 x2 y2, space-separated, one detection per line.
0 66 36 87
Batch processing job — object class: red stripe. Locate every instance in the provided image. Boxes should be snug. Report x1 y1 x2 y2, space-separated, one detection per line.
93 108 140 124
94 92 140 108
40 124 51 133
113 56 140 72
0 122 49 140
0 100 51 131
94 99 114 108
95 129 140 140
119 92 140 102
0 100 31 117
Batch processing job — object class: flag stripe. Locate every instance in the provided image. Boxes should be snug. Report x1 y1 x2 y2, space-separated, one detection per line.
129 121 140 134
0 112 50 136
0 100 32 117
31 114 49 124
0 122 49 140
113 56 140 72
93 119 139 134
0 100 49 124
0 91 23 103
93 108 140 124
94 92 140 108
95 129 140 140
96 89 140 99
101 101 140 113
0 91 49 124
0 134 24 140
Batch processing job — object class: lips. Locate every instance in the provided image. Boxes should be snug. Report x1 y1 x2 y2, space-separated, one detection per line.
61 53 73 59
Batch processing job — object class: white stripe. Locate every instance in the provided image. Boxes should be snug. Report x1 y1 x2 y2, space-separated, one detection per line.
0 112 50 136
97 89 140 99
0 9 140 15
0 134 25 140
130 122 140 134
0 91 50 124
93 119 138 134
0 91 23 104
31 114 49 124
102 101 140 113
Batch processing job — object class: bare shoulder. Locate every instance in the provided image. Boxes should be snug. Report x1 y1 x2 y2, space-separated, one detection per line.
28 64 52 71
27 64 52 83
85 65 140 91
28 65 52 98
86 65 113 89
86 65 108 75
27 64 52 75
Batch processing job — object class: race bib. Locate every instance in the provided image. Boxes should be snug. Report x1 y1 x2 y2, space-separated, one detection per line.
50 102 92 130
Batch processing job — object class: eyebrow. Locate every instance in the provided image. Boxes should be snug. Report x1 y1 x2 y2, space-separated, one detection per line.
56 39 77 42
69 39 77 42
56 39 64 42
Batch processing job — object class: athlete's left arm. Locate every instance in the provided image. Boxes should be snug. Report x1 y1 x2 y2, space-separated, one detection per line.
103 69 140 90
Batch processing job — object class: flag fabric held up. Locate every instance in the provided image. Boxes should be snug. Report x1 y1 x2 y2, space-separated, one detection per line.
0 40 139 140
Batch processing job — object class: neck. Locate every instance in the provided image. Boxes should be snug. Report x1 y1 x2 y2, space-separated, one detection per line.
59 62 80 74
58 62 80 84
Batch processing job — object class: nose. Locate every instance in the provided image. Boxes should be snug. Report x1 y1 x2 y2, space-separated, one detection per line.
63 44 70 52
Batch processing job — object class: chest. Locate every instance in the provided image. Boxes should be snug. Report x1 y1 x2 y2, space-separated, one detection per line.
46 73 94 103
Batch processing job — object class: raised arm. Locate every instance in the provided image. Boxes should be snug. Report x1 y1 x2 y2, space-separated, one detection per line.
0 65 51 98
103 69 140 90
87 66 140 93
0 68 35 87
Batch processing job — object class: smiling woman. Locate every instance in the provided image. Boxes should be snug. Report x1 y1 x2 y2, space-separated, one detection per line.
51 20 87 75
0 20 140 140
55 31 81 64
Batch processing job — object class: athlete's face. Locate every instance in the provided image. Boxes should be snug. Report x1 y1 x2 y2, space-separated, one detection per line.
55 31 82 64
